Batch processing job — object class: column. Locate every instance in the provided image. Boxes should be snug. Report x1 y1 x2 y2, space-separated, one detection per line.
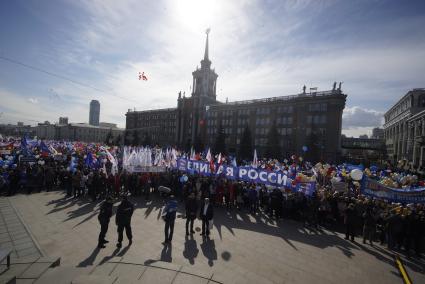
401 122 405 159
412 122 417 165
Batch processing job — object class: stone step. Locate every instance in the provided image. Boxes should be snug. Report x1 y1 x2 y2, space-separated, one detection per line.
0 256 61 283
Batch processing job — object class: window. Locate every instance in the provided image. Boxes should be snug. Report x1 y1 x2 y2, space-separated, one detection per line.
321 115 327 124
287 117 293 124
306 128 311 136
307 115 312 124
419 94 425 107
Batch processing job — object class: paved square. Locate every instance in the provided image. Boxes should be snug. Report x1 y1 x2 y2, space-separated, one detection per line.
3 191 425 283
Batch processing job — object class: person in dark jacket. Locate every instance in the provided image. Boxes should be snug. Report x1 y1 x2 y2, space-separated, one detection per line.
344 203 356 241
97 197 113 248
362 207 376 245
270 188 283 219
115 195 134 248
200 197 214 237
185 193 198 235
162 195 177 245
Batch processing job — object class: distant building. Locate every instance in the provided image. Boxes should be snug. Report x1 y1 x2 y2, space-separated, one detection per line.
371 127 384 139
35 122 56 140
99 122 117 128
0 122 35 137
36 119 124 143
89 100 100 126
359 134 368 139
341 136 386 165
56 123 123 143
126 31 347 161
383 88 425 167
59 117 68 125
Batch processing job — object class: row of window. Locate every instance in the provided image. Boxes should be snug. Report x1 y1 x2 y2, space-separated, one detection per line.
277 128 293 135
276 117 293 124
305 128 327 136
256 108 271 115
308 103 327 112
136 114 176 120
277 106 294 113
255 118 270 125
306 115 327 124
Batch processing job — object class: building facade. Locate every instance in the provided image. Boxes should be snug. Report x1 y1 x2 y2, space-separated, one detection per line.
383 89 425 166
126 31 347 161
89 100 100 126
36 122 124 143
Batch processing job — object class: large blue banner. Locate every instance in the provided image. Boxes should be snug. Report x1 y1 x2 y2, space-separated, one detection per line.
361 177 425 204
176 159 316 192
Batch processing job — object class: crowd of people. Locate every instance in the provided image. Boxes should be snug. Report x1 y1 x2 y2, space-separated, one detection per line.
0 137 424 258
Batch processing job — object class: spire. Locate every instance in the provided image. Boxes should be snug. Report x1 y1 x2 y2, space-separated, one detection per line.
204 28 210 61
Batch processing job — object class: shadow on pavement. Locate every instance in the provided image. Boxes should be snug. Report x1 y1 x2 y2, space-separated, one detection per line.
200 238 217 267
77 247 100 267
183 235 199 265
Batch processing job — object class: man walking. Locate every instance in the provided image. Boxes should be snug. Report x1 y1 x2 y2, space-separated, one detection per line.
200 198 214 237
185 193 198 235
116 195 134 248
162 195 177 245
98 197 113 249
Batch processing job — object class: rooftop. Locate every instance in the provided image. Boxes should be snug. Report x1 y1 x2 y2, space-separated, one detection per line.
208 89 345 108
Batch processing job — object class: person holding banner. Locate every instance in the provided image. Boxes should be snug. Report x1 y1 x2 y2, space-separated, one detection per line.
200 198 214 237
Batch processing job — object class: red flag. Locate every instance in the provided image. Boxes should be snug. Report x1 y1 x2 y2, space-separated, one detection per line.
139 72 148 81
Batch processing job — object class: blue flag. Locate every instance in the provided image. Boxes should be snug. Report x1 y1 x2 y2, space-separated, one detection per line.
40 141 51 154
84 152 94 168
20 136 32 157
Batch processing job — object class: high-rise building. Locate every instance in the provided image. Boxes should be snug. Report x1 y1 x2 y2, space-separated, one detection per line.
126 31 347 161
89 100 100 126
59 117 68 125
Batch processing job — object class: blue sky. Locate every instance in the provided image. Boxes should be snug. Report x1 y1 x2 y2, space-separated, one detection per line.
1 0 424 137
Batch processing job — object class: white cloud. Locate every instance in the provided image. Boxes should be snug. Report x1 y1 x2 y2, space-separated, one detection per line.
28 98 39 104
342 106 384 129
3 0 425 131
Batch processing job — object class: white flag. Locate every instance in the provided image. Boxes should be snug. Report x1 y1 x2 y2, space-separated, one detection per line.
252 149 258 168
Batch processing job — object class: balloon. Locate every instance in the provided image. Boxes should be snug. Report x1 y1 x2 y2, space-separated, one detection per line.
183 175 188 182
302 146 308 152
350 169 363 181
158 186 171 193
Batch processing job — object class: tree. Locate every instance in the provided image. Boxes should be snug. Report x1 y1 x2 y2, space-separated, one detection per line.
265 123 281 159
142 132 152 146
114 134 122 146
132 130 140 146
306 130 320 162
104 129 113 146
238 125 252 161
124 131 131 146
213 124 226 155
194 135 204 153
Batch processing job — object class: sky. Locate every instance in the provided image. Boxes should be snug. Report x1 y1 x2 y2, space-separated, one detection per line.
0 0 424 137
